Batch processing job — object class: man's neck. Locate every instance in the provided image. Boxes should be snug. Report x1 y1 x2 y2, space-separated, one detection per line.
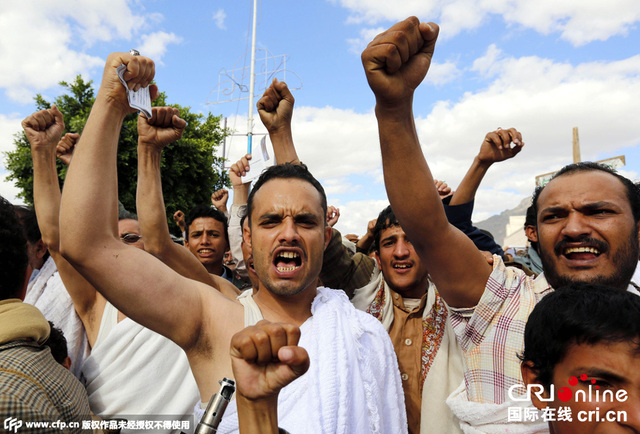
385 277 430 300
253 284 317 327
204 262 224 276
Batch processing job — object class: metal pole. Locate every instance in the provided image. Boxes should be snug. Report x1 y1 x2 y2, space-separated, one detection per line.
247 0 258 154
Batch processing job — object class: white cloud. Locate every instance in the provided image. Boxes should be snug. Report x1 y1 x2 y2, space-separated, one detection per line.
0 1 175 102
332 0 640 44
138 32 183 64
347 26 385 54
213 9 227 30
471 44 504 78
330 199 390 236
0 114 26 204
425 61 462 85
0 114 24 167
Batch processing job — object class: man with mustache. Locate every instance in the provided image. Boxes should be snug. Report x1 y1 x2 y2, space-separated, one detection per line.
361 15 640 429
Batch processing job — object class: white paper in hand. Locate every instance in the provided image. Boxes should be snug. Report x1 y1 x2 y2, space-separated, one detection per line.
241 136 272 184
116 64 152 118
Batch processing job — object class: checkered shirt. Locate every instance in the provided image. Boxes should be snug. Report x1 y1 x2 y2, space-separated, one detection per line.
448 256 552 404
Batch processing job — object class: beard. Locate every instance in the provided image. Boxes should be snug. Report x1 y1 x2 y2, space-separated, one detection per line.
541 230 639 290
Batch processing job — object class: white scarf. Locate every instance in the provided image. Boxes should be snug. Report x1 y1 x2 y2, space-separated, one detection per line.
217 287 408 433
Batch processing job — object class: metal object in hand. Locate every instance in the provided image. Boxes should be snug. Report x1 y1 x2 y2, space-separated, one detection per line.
194 378 236 434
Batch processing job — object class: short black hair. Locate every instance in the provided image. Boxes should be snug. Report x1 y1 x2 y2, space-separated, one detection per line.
1 196 28 300
531 162 640 224
373 205 399 253
13 205 42 244
524 204 538 251
246 163 327 226
118 210 138 221
521 282 640 389
185 204 229 244
44 321 69 366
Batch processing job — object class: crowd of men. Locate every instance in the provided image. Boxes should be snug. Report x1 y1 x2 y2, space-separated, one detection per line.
1 16 639 434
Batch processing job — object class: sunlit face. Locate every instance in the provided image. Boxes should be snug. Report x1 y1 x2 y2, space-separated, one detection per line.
118 219 144 250
529 341 640 434
245 178 331 297
185 217 228 270
375 224 430 299
532 171 640 290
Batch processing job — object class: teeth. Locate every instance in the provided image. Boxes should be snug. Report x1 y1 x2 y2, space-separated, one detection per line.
565 247 600 255
199 249 213 253
394 264 411 269
277 265 300 272
279 251 300 259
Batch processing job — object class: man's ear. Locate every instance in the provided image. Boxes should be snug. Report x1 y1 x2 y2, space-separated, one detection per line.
243 224 252 248
323 225 332 251
521 361 549 410
35 239 48 260
374 251 382 269
526 225 538 243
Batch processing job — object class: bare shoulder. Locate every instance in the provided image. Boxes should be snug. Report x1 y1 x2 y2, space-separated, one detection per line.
209 274 243 299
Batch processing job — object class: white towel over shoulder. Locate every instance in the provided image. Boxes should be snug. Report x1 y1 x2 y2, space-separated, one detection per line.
218 287 408 433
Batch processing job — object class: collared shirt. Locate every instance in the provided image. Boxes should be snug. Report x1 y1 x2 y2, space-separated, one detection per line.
386 290 429 434
449 257 640 405
448 256 551 404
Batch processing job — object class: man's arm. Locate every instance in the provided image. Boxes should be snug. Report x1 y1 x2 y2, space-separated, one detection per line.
23 107 106 345
211 188 229 215
58 53 236 350
228 154 252 278
448 128 523 206
444 128 523 257
136 107 239 298
320 227 376 297
231 320 309 434
362 17 491 308
257 79 300 164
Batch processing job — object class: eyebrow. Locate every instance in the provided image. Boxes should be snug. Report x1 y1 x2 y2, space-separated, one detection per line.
541 201 620 215
258 212 282 222
380 234 398 244
574 367 626 385
294 212 320 222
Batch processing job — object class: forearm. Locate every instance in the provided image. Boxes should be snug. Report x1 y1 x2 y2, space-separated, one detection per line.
355 232 374 254
137 145 213 286
320 228 375 297
137 145 175 254
376 105 450 249
32 145 101 328
228 204 247 276
236 395 279 434
449 157 491 206
270 127 300 165
375 104 492 307
31 147 62 250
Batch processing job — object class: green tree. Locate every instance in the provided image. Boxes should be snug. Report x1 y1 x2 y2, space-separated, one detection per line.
5 76 230 235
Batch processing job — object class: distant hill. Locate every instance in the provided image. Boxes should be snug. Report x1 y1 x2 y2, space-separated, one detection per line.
475 196 530 247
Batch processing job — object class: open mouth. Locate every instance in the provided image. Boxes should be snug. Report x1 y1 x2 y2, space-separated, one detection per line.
392 262 413 271
563 246 601 261
273 249 303 273
555 238 607 262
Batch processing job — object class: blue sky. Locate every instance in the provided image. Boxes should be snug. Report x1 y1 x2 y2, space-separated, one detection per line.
1 0 639 238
